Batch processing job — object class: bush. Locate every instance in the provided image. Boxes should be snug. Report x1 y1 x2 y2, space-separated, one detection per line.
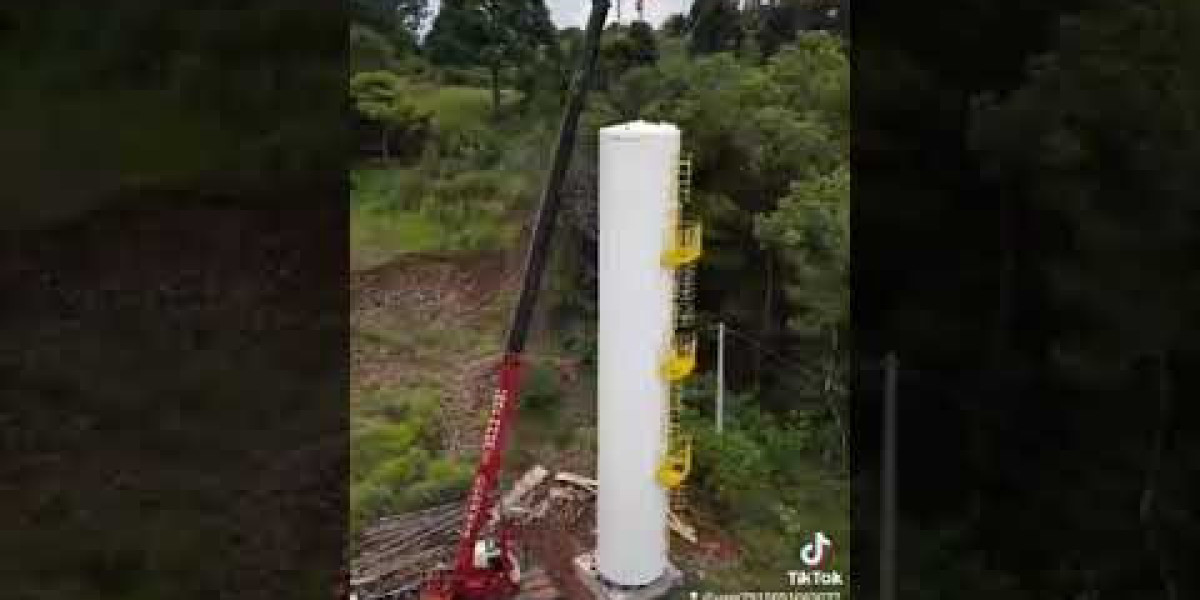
410 85 499 151
349 451 427 531
350 163 531 260
350 481 391 536
350 421 418 481
349 441 473 537
395 458 473 511
419 169 526 251
695 426 774 513
370 450 426 490
561 329 597 368
438 66 495 89
680 395 851 588
356 387 439 428
350 71 432 161
351 167 430 212
519 362 562 417
348 383 480 542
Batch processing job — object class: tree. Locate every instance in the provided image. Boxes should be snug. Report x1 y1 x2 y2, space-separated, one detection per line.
424 0 490 67
755 165 849 463
626 20 659 65
756 165 848 346
662 13 688 37
350 71 430 160
597 21 660 88
754 0 845 58
755 0 801 58
606 66 668 120
596 33 847 392
351 22 399 73
515 41 568 112
423 0 557 115
351 0 430 38
688 0 743 55
973 1 1199 387
970 4 1200 593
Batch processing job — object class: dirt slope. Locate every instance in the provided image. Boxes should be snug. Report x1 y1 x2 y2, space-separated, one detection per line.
351 250 518 456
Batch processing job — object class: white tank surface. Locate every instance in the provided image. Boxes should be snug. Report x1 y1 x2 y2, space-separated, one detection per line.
595 121 680 587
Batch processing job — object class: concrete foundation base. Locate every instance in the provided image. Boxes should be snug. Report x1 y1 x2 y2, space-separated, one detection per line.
573 553 682 600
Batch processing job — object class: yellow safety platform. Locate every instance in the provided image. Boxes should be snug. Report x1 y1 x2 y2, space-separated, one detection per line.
660 336 697 381
662 221 703 268
656 436 692 489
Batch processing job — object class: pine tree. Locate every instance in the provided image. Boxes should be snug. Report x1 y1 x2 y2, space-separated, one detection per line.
688 0 744 55
424 0 489 67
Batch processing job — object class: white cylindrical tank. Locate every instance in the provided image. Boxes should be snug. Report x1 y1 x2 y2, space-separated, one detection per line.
595 121 679 586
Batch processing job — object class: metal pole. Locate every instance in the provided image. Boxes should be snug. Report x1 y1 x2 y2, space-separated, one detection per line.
882 353 898 600
716 322 726 434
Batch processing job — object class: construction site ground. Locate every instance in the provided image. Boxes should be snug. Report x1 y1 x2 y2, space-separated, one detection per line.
350 247 740 600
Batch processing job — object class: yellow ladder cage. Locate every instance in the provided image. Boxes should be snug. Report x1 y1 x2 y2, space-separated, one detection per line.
662 220 703 268
660 334 698 382
656 434 693 490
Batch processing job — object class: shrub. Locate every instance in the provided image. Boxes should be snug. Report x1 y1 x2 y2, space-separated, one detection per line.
696 426 774 513
419 169 526 251
356 387 439 429
369 450 426 490
438 66 494 89
350 71 431 161
349 481 392 537
519 362 562 417
395 458 473 511
350 421 418 481
351 167 429 212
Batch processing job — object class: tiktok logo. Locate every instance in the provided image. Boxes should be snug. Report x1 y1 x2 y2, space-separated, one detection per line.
800 532 833 568
789 532 844 588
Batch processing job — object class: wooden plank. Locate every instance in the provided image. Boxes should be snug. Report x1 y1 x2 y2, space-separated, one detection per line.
553 471 597 492
551 471 695 543
668 510 698 543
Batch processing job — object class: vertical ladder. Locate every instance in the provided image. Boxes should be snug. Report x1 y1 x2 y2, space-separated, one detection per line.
667 390 688 516
658 154 700 520
670 154 697 518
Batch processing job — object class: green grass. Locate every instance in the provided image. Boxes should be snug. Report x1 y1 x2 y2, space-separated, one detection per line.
350 208 443 270
409 84 491 131
349 199 522 271
349 163 527 269
405 84 520 136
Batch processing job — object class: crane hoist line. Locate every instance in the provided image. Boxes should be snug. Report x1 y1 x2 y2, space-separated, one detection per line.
418 3 612 600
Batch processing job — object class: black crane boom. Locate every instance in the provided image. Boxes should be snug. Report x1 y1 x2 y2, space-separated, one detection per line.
505 0 611 354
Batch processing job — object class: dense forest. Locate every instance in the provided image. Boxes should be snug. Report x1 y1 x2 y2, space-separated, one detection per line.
347 0 851 591
856 0 1200 597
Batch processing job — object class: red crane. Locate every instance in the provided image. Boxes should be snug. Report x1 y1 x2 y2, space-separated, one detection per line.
420 3 612 600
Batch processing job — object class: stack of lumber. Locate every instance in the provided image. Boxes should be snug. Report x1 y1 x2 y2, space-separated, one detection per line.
351 503 460 599
349 466 697 600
